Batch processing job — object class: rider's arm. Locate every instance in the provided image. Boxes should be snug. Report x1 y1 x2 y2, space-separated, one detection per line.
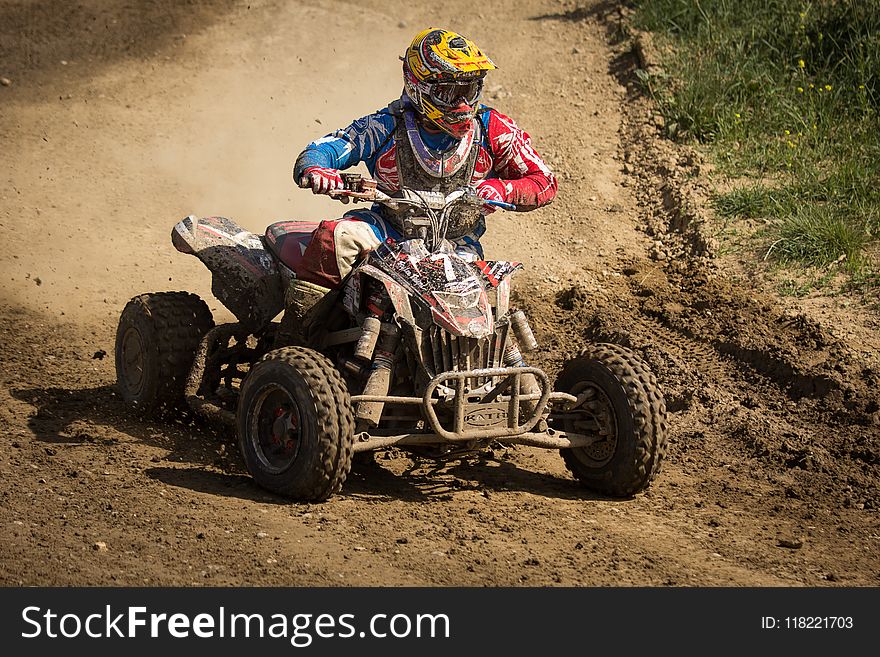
293 131 358 184
477 109 558 211
293 111 397 184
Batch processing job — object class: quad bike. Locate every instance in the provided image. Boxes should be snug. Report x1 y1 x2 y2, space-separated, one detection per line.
114 174 667 501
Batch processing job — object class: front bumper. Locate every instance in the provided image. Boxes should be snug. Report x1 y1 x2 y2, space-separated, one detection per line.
350 366 597 451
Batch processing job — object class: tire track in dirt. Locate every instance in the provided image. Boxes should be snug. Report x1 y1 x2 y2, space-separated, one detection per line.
520 14 878 523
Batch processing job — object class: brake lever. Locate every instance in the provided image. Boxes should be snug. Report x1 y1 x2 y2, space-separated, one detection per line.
327 173 382 203
328 189 375 202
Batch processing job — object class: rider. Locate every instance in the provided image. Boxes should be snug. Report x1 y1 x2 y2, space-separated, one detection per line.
292 27 558 289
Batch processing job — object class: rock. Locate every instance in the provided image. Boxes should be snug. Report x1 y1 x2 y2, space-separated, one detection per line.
94 541 108 552
572 47 581 54
34 277 42 286
398 21 407 28
777 537 804 549
92 349 107 360
0 77 11 87
255 531 268 539
196 532 206 539
650 248 667 261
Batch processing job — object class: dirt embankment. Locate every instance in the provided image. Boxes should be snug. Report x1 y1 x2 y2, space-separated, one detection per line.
0 0 877 587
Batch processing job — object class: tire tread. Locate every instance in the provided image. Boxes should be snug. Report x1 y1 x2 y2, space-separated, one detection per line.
243 346 354 501
116 291 214 415
560 343 668 497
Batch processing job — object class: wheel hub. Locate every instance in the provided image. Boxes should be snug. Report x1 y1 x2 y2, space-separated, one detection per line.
120 327 146 394
251 386 302 474
565 382 617 466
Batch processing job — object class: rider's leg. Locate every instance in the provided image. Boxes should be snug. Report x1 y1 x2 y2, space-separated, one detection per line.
450 234 484 261
297 212 486 289
296 210 394 288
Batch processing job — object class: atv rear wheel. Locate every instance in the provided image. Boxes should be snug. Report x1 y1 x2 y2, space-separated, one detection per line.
555 343 667 497
237 346 354 501
115 292 214 417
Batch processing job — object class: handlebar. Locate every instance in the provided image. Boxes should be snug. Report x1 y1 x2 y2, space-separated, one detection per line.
326 173 516 252
328 173 517 212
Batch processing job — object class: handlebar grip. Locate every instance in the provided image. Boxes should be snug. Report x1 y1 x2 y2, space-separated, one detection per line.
485 199 517 211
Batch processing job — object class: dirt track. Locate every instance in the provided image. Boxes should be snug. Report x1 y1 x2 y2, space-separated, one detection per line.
1 0 877 586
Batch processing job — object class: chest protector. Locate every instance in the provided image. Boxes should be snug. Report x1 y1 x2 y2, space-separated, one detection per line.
382 102 483 240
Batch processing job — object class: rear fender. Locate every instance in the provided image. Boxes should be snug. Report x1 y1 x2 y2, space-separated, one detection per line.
172 215 283 329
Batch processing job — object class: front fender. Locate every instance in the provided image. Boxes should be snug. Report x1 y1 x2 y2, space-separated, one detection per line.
356 264 416 326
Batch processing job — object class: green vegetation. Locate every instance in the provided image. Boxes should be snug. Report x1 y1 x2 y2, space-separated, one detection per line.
632 0 880 288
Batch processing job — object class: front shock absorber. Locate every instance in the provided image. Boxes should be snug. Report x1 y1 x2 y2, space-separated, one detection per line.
509 309 539 352
355 323 400 427
503 321 541 417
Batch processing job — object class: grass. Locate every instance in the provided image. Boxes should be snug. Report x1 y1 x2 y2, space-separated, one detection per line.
632 0 880 289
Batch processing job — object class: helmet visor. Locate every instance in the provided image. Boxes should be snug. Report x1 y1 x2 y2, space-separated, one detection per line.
427 78 484 108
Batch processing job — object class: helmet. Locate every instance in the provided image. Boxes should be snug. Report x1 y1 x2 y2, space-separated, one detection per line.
402 28 497 138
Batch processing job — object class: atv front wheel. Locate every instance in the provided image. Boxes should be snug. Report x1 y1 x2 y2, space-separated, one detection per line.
237 347 354 501
115 292 214 416
555 343 667 497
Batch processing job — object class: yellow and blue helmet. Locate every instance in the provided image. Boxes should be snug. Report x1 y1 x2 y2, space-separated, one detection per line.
402 28 497 138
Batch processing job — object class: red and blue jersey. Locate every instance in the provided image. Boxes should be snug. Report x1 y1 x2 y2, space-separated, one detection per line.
293 100 558 211
290 99 557 289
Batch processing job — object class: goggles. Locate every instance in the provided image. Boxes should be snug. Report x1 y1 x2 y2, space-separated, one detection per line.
426 77 484 108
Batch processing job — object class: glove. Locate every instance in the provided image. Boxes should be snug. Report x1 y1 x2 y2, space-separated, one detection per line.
474 178 507 214
299 166 344 195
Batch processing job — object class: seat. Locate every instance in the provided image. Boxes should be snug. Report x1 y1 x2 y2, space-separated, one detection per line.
264 220 320 275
